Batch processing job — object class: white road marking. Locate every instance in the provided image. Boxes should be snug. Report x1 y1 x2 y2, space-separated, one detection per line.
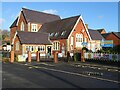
15 62 120 84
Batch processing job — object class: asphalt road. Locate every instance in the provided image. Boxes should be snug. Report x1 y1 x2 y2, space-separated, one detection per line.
2 61 120 89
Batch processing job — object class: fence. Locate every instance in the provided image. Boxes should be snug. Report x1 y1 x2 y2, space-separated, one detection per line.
84 52 120 61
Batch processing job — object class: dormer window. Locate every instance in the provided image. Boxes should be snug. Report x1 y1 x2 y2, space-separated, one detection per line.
61 31 66 36
21 21 24 31
55 32 59 36
49 33 54 37
31 24 37 32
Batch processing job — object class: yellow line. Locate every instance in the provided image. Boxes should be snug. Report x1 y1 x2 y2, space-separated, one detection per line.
15 62 120 84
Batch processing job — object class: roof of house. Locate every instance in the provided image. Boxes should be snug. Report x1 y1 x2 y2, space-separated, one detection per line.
96 29 106 33
17 31 52 45
88 29 104 40
113 32 120 39
10 17 18 28
10 8 61 28
102 32 120 39
38 15 80 40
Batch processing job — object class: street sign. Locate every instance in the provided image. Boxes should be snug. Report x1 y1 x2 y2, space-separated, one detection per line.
100 40 113 47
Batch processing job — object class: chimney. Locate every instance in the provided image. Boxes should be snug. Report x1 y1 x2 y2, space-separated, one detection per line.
85 24 88 29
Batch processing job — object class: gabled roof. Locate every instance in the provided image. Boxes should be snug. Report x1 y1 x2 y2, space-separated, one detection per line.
88 29 104 40
10 8 61 28
113 32 120 39
17 31 52 45
38 15 80 40
10 17 18 28
22 8 61 24
96 29 106 33
101 33 111 38
102 32 120 39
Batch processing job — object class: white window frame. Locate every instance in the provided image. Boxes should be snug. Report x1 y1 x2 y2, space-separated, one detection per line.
21 21 24 31
38 45 45 52
76 33 83 47
16 41 20 51
53 41 60 51
31 24 37 32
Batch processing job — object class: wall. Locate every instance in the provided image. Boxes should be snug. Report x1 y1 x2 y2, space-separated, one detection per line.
68 18 90 51
14 35 22 55
105 33 120 47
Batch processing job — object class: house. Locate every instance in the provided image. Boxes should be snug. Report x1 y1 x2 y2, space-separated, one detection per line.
38 15 91 56
102 32 120 47
12 31 52 56
10 8 61 45
88 29 105 52
11 8 109 58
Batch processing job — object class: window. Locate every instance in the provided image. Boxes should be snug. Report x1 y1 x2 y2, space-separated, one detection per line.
71 36 74 45
21 22 24 31
26 46 29 51
16 41 20 51
53 41 60 50
49 33 54 37
54 32 59 37
76 34 83 47
61 31 66 36
38 46 45 52
76 34 83 42
31 46 34 51
31 24 37 32
84 37 87 42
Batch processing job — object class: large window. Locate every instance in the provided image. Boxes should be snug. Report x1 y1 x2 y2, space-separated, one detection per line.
38 46 45 52
76 34 83 47
76 34 83 42
53 41 60 50
31 24 37 32
16 41 20 51
21 22 24 31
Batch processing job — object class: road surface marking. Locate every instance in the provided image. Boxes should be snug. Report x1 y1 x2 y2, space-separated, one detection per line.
15 62 120 84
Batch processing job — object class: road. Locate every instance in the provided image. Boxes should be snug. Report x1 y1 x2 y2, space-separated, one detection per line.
2 61 120 89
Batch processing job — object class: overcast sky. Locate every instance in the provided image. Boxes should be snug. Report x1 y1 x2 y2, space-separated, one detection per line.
1 2 118 32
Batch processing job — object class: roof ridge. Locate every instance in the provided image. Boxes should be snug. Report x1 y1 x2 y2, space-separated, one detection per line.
22 7 60 17
43 15 80 25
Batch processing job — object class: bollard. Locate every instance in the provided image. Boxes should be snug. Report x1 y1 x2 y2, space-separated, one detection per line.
36 51 40 62
81 50 85 62
10 50 14 63
54 52 58 63
28 51 31 63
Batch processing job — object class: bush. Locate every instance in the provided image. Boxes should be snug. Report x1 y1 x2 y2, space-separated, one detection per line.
82 47 88 52
73 52 81 61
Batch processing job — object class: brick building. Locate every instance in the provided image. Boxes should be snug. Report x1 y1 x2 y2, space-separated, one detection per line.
10 8 107 57
102 32 120 47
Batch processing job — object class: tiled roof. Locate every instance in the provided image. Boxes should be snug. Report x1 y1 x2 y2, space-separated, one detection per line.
17 31 52 45
113 32 120 39
102 32 120 39
88 29 104 40
10 8 61 28
101 33 110 38
10 17 18 28
39 15 80 40
96 29 105 33
22 8 61 24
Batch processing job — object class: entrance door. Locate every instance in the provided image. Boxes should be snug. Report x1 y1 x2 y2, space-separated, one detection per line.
47 46 51 55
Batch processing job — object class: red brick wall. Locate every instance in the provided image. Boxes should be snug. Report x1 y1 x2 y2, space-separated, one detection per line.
51 39 67 55
10 11 42 44
14 35 22 55
105 33 120 47
10 27 17 44
68 19 90 51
